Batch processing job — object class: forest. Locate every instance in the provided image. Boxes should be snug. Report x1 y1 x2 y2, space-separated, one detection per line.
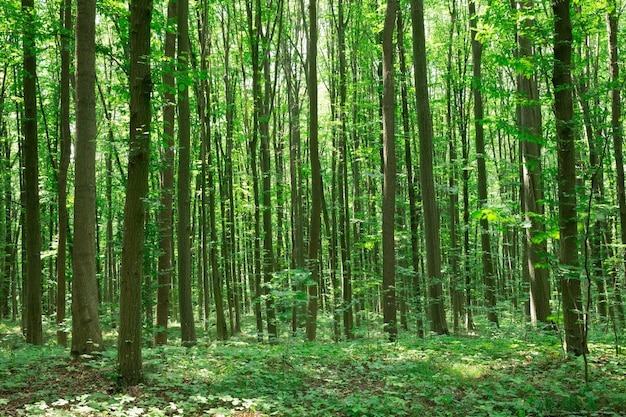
1 0 626 414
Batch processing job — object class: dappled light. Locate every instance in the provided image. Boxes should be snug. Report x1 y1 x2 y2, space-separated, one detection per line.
2 321 626 416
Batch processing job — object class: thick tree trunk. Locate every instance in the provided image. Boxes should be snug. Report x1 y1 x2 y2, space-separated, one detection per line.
553 0 585 356
22 0 42 345
118 0 152 385
381 0 398 342
72 0 104 357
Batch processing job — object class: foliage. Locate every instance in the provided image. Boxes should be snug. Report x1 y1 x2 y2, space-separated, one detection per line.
1 320 625 416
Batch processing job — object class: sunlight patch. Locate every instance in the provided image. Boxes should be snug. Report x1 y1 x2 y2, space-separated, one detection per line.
450 362 487 379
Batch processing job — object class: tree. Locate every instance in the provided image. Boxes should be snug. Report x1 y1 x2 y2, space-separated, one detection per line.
381 0 398 342
118 0 153 385
306 0 321 342
606 0 626 324
468 0 498 327
72 0 103 357
552 0 585 356
155 0 176 347
397 6 423 337
56 0 71 347
411 0 448 335
516 0 550 326
22 0 42 346
333 0 354 341
177 0 196 347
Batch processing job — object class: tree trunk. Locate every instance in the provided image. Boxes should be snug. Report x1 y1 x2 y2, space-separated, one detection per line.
306 0 321 342
72 0 104 357
283 33 305 334
118 0 152 385
516 0 551 326
411 0 448 335
381 0 398 342
176 0 196 347
552 0 585 356
607 0 626 324
469 0 498 326
220 8 239 335
335 0 354 341
198 18 228 340
397 8 423 338
56 0 71 347
155 0 176 347
261 53 277 342
22 0 43 345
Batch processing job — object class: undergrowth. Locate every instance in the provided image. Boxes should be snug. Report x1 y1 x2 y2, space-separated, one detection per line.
1 319 625 416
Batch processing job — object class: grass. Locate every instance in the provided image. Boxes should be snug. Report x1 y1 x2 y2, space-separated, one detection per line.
1 318 625 416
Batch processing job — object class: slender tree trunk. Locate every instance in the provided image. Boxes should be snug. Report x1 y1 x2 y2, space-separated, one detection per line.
261 54 277 342
575 39 609 321
118 0 153 385
516 0 550 326
461 87 474 331
245 0 265 342
0 69 7 321
72 0 104 357
22 0 42 345
155 0 176 347
553 0 585 356
177 0 196 347
397 9 423 337
306 0 321 342
381 0 398 342
283 34 305 334
411 0 448 335
334 0 354 341
56 0 71 347
445 0 464 333
469 0 498 326
199 24 227 340
220 8 240 334
607 0 626 324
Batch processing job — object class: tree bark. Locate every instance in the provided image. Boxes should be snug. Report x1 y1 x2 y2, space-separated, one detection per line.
176 0 197 347
118 0 152 385
552 0 585 356
381 0 398 342
22 0 43 345
411 0 448 335
334 0 354 341
516 0 551 326
155 0 176 347
469 0 498 327
397 8 423 337
56 0 71 347
607 0 626 324
72 0 104 357
306 0 321 342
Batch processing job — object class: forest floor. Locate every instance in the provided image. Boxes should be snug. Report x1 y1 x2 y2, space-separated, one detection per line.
0 318 625 416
